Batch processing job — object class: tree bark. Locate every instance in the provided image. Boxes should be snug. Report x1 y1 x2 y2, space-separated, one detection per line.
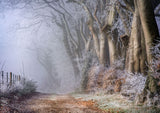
137 0 159 65
126 13 135 72
99 31 108 66
104 2 117 66
126 0 159 73
133 2 141 73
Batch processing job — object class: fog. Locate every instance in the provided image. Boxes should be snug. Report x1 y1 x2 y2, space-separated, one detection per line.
0 8 78 94
0 1 159 95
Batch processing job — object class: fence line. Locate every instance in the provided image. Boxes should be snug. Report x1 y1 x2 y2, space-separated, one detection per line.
0 71 21 88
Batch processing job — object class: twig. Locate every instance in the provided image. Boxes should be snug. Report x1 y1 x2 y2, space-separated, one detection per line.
0 101 21 112
93 5 102 28
1 60 6 71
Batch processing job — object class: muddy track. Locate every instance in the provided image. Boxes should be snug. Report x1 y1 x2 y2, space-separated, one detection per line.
12 94 107 113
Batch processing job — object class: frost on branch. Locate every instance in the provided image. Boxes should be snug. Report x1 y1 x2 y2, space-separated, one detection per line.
150 40 160 74
86 59 126 93
121 73 146 99
0 78 37 97
85 58 147 102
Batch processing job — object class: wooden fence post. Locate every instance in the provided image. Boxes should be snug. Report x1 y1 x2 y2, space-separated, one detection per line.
10 72 12 86
18 75 21 81
7 72 8 83
0 73 1 89
0 71 21 87
15 75 17 82
2 71 4 84
13 74 14 84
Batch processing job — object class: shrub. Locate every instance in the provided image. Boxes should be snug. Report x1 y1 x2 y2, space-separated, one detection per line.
0 78 37 98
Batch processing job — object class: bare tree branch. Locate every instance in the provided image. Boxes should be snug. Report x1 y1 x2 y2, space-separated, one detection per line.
0 60 6 71
68 0 100 57
94 5 102 29
116 2 130 36
43 0 64 15
122 0 134 12
80 20 87 45
86 35 92 52
155 4 160 15
57 1 73 17
61 14 79 49
44 0 78 49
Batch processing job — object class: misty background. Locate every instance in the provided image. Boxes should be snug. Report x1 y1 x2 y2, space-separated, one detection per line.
0 6 78 94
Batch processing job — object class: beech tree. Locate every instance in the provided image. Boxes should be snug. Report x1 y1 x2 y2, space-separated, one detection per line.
41 0 95 82
67 0 121 66
124 0 160 74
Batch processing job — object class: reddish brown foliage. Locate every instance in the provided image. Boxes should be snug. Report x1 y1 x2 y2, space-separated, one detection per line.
0 106 10 113
97 68 105 88
158 81 160 86
114 78 125 92
87 66 126 93
86 66 105 91
157 63 160 72
120 35 129 47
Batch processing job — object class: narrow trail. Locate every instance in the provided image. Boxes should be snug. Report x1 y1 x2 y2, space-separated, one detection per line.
19 93 107 113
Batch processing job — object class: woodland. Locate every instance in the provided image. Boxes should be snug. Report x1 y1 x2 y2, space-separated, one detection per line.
0 0 160 112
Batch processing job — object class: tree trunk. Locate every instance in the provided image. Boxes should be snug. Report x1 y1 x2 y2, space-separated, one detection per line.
126 0 159 73
126 13 135 72
133 2 141 73
99 31 108 66
108 34 117 66
127 0 160 104
105 2 117 66
88 23 100 59
140 27 148 74
137 0 159 65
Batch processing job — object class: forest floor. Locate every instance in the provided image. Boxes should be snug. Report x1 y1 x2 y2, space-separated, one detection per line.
0 93 107 113
1 92 160 113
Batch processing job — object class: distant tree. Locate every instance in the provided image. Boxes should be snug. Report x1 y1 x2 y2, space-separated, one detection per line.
67 0 121 66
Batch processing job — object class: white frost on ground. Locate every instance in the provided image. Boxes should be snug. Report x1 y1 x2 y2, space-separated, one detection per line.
72 93 133 110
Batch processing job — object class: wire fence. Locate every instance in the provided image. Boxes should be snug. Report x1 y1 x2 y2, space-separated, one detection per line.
0 71 21 89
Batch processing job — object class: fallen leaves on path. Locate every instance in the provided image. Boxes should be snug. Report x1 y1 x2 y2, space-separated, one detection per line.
1 94 107 113
24 94 107 113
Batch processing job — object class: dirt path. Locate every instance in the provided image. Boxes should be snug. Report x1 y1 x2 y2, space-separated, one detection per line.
18 94 107 113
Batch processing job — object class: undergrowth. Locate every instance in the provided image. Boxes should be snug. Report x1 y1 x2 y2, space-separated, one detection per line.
0 78 37 98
